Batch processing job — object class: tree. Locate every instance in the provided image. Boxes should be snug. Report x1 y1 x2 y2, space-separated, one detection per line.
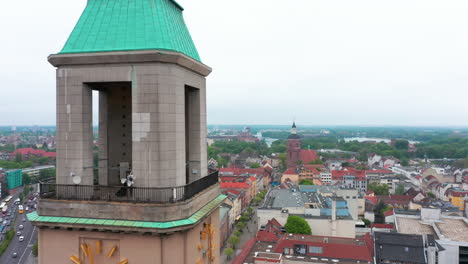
39 168 56 181
308 159 323 165
32 242 38 257
250 163 260 168
224 247 234 259
299 179 314 185
252 196 262 205
22 173 32 185
427 192 436 198
228 236 240 249
342 162 352 167
277 153 287 168
362 218 371 226
296 160 303 165
368 183 389 195
284 215 312 235
247 207 254 216
395 184 405 195
15 153 22 163
394 140 409 150
239 215 249 222
236 222 245 231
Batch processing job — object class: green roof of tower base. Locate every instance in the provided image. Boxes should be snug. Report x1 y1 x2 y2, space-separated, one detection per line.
59 0 201 61
28 194 226 230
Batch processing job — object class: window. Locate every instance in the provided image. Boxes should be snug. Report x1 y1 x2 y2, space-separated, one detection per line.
294 244 307 255
309 246 323 254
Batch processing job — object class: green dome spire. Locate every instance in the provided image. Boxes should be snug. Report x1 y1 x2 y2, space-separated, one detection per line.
59 0 201 61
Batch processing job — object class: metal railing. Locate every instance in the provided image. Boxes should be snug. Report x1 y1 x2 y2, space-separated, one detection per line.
39 170 218 204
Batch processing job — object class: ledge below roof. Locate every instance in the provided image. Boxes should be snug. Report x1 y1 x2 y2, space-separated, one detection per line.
48 50 212 77
28 194 226 234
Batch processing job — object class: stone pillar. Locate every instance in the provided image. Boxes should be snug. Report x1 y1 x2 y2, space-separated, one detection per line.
98 90 108 186
56 69 93 186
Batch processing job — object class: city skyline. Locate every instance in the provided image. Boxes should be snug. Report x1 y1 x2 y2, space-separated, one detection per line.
2 0 468 126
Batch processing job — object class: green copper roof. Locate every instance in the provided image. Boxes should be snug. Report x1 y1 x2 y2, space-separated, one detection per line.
59 0 201 61
28 194 226 229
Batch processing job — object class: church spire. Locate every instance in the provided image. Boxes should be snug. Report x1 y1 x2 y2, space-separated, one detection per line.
291 122 297 134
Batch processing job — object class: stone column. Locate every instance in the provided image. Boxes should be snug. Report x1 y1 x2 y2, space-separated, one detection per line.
56 68 93 186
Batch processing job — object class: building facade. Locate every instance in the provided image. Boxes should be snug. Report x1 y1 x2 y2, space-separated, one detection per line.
30 1 225 263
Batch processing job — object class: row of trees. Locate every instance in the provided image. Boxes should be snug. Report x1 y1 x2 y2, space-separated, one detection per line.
224 207 255 259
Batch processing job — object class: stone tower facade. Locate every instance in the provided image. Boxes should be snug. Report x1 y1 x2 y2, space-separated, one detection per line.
287 122 301 167
30 1 225 263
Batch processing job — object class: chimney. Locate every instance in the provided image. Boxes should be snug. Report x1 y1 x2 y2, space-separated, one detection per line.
332 199 337 221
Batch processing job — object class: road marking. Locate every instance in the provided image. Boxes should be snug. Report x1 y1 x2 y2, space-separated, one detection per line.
18 225 36 263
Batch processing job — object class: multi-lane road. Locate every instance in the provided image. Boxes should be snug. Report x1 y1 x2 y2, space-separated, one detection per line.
0 190 38 264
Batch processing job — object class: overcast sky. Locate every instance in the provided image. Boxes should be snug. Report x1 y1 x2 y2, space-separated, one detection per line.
1 0 468 126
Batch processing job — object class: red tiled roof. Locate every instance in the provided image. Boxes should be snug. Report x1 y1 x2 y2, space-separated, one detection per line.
365 195 378 205
220 182 250 189
283 168 296 174
371 223 394 229
273 234 373 262
300 149 319 164
332 168 366 181
384 210 394 217
13 148 56 158
377 195 412 205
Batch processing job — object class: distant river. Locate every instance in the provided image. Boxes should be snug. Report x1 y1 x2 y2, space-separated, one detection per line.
344 137 419 144
255 132 278 147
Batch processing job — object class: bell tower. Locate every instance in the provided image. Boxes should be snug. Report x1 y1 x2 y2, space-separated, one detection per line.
29 1 225 263
287 122 301 167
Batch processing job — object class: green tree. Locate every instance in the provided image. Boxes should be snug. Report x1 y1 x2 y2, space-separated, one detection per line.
250 163 260 168
228 236 240 249
277 153 287 169
32 242 38 257
39 168 56 181
427 192 436 198
224 247 234 259
22 173 32 185
15 153 22 163
299 179 314 185
236 222 245 231
284 215 312 235
362 218 371 226
368 183 390 195
395 184 405 195
394 140 409 150
247 207 254 216
308 159 323 165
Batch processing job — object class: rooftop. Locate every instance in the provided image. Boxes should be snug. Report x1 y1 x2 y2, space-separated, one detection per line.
435 218 468 241
59 0 201 61
396 217 436 236
374 232 426 264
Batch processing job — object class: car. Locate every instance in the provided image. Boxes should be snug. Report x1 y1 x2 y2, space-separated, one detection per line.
18 225 24 230
22 218 26 222
16 231 21 236
19 236 24 242
26 207 29 211
12 252 17 258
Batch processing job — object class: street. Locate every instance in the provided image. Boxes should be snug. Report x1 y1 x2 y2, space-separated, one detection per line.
0 188 38 264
